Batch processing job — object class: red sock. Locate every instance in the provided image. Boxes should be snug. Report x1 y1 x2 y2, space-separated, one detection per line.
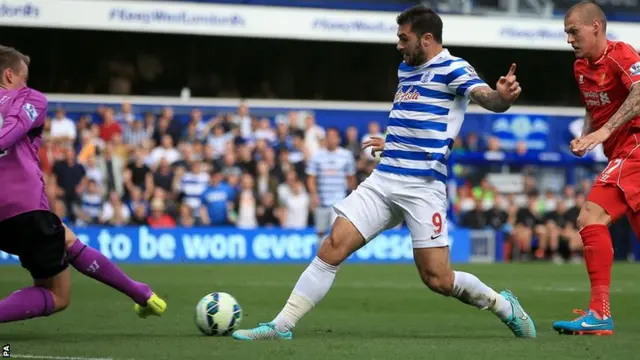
580 224 614 319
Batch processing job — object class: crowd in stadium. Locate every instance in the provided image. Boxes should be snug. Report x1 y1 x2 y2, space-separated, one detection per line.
41 101 589 262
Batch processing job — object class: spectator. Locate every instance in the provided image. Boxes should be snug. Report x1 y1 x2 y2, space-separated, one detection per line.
255 160 278 196
208 125 231 159
254 118 276 143
281 179 309 229
124 118 151 147
218 151 242 178
257 192 279 227
99 108 123 142
147 198 176 228
233 102 252 139
464 132 481 152
77 179 103 226
83 155 104 189
127 186 149 217
98 143 125 197
129 204 149 226
53 147 87 222
115 101 137 127
237 144 257 176
289 130 308 166
50 107 77 144
200 172 234 226
460 197 488 229
512 191 547 260
149 134 181 166
232 174 258 229
177 203 200 228
304 115 325 157
153 158 175 193
486 193 509 231
124 149 154 200
178 161 210 216
564 192 585 262
100 191 131 227
38 134 55 175
541 199 568 263
344 126 360 160
277 170 298 206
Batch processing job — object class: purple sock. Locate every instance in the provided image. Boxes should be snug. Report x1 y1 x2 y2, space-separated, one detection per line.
0 286 55 323
66 239 152 305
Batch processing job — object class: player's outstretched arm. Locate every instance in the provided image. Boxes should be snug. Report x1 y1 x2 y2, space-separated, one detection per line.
469 64 521 113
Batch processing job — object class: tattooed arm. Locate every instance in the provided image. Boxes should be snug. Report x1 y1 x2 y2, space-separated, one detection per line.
469 87 512 113
602 84 640 133
582 110 594 136
575 84 640 152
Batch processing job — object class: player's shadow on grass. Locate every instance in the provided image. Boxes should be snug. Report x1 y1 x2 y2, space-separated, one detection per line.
307 329 506 340
0 332 193 342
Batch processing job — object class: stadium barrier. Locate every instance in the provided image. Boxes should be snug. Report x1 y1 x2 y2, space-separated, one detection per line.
0 226 488 264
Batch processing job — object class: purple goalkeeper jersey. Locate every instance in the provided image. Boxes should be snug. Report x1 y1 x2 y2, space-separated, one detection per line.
0 87 49 221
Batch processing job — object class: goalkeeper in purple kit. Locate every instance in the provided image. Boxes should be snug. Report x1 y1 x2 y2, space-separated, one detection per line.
0 45 166 323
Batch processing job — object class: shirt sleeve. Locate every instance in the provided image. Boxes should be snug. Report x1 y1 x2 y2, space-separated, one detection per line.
0 88 47 150
446 61 488 97
608 42 640 90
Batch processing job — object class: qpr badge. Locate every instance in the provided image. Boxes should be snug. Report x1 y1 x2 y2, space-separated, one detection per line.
420 70 435 83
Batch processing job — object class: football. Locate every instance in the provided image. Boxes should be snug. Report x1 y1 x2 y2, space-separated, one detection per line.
194 292 243 336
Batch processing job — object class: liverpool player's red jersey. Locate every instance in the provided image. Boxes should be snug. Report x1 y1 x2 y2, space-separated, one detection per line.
574 40 640 159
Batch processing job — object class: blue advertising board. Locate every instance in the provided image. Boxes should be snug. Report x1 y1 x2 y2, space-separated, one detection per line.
0 227 472 264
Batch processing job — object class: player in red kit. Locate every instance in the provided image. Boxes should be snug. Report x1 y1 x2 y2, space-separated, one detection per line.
553 1 640 335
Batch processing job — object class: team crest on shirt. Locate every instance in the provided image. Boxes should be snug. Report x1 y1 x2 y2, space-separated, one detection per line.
465 66 478 77
578 75 584 84
630 62 640 76
599 72 607 87
420 70 435 83
22 103 38 122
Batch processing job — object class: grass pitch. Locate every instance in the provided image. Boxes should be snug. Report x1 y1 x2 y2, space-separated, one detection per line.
1 263 639 360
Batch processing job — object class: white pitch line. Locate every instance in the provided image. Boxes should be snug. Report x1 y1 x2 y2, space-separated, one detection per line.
12 354 117 360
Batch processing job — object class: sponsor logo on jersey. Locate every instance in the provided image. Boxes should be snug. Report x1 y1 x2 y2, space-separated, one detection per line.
630 62 640 76
582 91 610 106
23 103 38 122
394 85 420 102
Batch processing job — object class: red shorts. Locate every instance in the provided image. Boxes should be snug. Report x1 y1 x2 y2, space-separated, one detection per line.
588 134 640 219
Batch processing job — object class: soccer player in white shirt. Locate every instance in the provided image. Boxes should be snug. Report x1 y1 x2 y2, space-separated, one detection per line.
233 5 535 341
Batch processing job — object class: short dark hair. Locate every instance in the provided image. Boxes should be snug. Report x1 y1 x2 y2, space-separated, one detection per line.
326 127 341 135
0 45 30 75
396 4 443 43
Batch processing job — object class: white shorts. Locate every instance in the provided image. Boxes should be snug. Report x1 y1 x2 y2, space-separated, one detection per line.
314 206 338 235
333 170 449 249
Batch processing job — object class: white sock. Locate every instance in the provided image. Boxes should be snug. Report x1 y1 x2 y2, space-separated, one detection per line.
452 271 512 321
273 256 338 332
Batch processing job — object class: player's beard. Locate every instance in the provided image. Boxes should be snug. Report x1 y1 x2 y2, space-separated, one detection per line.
405 44 426 67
